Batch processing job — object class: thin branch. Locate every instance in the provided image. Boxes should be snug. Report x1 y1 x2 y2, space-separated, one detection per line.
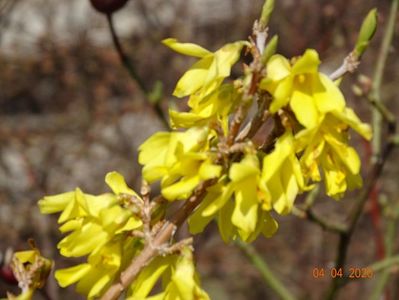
371 0 398 161
235 240 296 300
236 92 271 142
292 207 347 234
370 203 399 300
329 52 359 81
100 179 216 300
292 186 347 234
105 13 169 128
325 1 398 298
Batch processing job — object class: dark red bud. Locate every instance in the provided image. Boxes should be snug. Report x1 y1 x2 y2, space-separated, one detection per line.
0 265 18 285
90 0 129 14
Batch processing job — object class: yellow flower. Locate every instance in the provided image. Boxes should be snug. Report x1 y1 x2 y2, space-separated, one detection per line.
163 38 248 98
296 111 372 198
55 239 137 299
38 172 143 298
127 247 209 300
169 83 241 134
188 154 278 242
260 49 346 129
260 131 305 214
138 127 221 201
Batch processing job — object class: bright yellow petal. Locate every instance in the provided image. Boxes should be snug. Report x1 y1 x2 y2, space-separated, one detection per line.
314 73 345 113
105 171 138 197
38 191 75 214
292 49 320 75
265 54 291 81
173 56 214 98
55 264 91 287
333 108 372 140
231 179 258 239
162 38 211 58
290 89 319 128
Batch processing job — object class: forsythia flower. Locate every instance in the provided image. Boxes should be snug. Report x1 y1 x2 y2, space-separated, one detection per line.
260 49 346 128
261 49 372 198
169 83 241 134
38 172 143 298
164 38 247 133
189 153 279 242
138 127 221 201
163 38 248 98
296 111 371 198
127 247 209 300
260 131 306 214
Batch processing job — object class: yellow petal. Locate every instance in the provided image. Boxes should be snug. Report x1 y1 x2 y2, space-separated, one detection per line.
14 250 37 264
324 133 360 175
229 155 259 182
198 161 222 179
162 38 211 58
55 264 91 287
218 200 236 243
129 256 173 298
173 56 214 98
105 171 138 197
269 77 293 113
231 179 258 239
292 49 320 75
38 191 75 214
333 108 372 140
265 55 291 81
162 175 200 201
313 73 345 113
290 89 319 128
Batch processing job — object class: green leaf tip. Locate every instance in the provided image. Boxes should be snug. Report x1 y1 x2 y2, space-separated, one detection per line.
262 35 278 64
260 0 275 28
354 8 378 58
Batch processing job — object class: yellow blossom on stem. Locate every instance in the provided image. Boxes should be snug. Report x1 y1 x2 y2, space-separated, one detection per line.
38 172 143 298
163 38 248 98
138 127 221 201
260 49 346 129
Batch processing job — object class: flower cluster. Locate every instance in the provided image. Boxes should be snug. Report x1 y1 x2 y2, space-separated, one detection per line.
38 172 143 298
138 39 371 243
32 2 377 299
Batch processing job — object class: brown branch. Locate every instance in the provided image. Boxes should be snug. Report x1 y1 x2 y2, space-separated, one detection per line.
105 13 169 128
100 180 215 300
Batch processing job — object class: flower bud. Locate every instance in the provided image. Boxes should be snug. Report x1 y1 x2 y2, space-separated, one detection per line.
354 8 377 58
89 0 129 14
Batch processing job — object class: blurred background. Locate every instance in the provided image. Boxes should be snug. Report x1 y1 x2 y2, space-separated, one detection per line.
0 0 398 299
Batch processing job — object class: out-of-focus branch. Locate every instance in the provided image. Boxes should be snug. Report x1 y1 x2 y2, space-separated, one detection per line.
371 0 397 161
236 240 296 300
370 202 399 300
325 1 398 299
105 13 169 128
292 186 347 234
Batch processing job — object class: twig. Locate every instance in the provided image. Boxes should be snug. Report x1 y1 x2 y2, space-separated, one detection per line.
235 240 296 300
236 92 271 142
99 179 216 300
370 203 399 300
292 207 347 234
329 52 360 81
371 0 398 162
105 13 169 128
292 186 347 234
